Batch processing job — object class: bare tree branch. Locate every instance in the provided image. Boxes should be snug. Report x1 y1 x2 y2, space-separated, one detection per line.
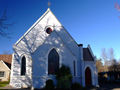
101 48 108 71
0 7 14 39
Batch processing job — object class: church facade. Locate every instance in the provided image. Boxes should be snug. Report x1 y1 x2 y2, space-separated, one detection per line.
10 8 98 89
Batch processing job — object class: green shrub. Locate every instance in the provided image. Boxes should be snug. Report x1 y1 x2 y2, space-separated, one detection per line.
57 77 71 89
71 82 83 90
56 64 72 89
45 79 54 90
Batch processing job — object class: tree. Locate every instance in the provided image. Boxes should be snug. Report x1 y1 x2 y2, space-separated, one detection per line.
101 48 108 71
3 50 11 54
0 8 14 38
101 48 120 72
108 48 115 61
117 60 120 71
107 48 120 71
114 2 120 18
108 59 118 71
96 58 104 73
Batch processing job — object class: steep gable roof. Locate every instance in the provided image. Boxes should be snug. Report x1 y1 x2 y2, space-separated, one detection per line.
0 60 10 70
15 8 51 46
0 54 12 69
83 48 94 61
14 8 79 57
15 8 78 46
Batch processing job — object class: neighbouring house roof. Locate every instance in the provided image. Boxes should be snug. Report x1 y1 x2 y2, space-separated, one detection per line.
83 48 94 61
0 54 12 69
0 60 10 70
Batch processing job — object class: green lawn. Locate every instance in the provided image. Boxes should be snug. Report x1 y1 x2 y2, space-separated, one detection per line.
0 84 7 87
0 81 9 87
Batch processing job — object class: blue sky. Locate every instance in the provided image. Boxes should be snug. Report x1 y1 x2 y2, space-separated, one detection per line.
0 0 120 60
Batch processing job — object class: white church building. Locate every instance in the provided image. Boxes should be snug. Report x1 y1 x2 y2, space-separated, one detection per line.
10 8 98 89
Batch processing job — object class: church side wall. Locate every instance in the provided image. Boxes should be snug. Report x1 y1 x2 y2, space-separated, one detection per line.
32 31 76 89
73 46 83 85
10 45 32 88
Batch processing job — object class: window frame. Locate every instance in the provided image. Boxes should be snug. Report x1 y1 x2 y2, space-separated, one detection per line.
48 48 59 75
73 60 76 76
0 71 5 77
20 56 26 76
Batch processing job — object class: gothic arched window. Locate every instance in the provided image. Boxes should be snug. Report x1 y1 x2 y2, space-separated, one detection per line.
21 56 26 76
48 49 59 75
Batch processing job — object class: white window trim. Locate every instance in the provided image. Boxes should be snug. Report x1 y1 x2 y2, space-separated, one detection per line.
84 65 94 85
20 54 27 76
0 71 5 77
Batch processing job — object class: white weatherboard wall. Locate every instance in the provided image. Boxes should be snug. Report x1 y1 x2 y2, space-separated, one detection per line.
10 8 79 88
0 61 10 81
10 8 98 89
32 31 76 88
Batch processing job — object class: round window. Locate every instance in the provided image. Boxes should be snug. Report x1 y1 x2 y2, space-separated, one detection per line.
46 28 52 34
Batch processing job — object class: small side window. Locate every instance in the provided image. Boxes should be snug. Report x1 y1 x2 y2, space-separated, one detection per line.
73 61 76 76
0 71 5 77
21 56 26 76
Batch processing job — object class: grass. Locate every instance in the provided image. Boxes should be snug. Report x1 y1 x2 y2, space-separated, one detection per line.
0 81 9 87
0 84 7 87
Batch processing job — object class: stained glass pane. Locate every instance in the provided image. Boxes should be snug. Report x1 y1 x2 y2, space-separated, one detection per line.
48 49 59 75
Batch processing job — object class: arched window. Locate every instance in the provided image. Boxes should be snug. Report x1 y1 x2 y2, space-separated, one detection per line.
73 60 76 76
21 56 26 76
48 49 59 75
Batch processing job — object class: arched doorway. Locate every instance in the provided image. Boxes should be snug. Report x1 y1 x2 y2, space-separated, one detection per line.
85 67 92 86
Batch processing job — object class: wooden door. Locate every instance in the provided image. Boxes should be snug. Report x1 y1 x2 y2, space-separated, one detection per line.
85 67 92 86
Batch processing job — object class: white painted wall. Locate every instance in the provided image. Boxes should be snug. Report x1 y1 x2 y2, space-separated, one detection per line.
32 31 76 88
10 8 98 89
0 61 10 81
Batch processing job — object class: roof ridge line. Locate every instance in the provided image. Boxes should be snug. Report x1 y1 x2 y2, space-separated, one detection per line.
15 8 51 46
0 60 10 70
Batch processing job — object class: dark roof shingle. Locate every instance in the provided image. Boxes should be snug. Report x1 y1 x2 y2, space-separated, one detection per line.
83 48 94 61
